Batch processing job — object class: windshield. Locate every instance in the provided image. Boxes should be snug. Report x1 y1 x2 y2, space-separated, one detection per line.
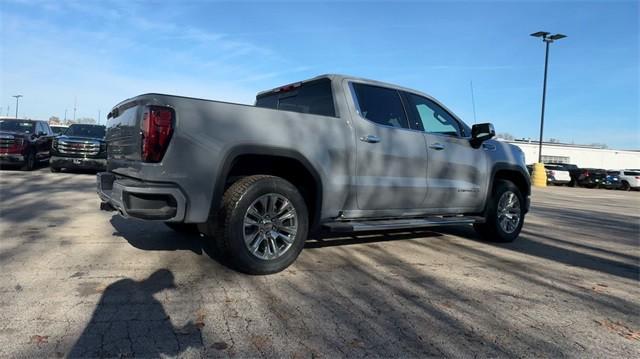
65 125 106 138
0 119 35 134
50 126 67 135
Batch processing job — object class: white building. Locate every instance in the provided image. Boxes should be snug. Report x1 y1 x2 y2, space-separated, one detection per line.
506 139 640 169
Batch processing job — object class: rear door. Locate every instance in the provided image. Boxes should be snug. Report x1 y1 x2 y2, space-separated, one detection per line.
349 82 428 210
402 92 489 212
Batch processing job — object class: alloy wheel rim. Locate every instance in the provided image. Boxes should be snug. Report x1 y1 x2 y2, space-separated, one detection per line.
497 191 521 234
243 193 298 260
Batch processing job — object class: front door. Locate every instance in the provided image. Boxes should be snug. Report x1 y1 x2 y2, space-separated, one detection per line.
402 92 489 212
350 82 428 210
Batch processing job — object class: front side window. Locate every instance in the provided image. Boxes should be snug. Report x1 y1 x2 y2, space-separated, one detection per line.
351 83 409 129
43 123 53 135
406 93 461 136
36 122 45 134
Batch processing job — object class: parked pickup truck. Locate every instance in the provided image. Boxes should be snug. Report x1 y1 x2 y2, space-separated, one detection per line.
98 74 530 274
0 118 55 170
50 124 107 172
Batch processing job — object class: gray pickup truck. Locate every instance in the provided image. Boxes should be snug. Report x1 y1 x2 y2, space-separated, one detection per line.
98 74 530 274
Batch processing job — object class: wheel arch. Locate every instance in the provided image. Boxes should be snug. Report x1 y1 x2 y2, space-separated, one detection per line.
212 145 324 231
487 163 531 213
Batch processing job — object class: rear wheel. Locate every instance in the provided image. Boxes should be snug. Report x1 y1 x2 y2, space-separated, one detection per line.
474 180 524 243
620 181 631 191
203 175 308 275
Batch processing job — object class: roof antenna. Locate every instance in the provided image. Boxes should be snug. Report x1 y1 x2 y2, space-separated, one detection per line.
470 80 477 124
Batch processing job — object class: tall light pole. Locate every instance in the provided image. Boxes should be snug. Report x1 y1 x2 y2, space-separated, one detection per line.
530 31 567 163
12 95 23 119
529 31 566 188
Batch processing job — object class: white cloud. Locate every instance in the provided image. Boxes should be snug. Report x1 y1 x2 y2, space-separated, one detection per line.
0 2 307 120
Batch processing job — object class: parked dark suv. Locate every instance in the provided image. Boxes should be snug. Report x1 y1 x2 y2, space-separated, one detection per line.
577 168 607 188
0 118 54 170
50 124 107 172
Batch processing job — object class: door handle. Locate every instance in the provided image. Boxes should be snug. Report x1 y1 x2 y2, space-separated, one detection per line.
429 143 445 150
359 135 381 143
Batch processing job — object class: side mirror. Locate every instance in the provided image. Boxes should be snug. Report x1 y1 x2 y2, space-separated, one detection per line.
38 131 47 137
470 123 495 147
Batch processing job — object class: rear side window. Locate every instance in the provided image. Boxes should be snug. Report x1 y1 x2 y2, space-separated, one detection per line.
351 83 409 129
624 171 640 176
255 78 335 117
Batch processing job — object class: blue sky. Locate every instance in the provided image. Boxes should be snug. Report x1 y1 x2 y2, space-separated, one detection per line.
1 0 638 149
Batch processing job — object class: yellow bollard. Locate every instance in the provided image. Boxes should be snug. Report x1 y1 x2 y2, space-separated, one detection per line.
531 162 547 187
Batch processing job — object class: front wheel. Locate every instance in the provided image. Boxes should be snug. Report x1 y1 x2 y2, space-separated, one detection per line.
21 151 36 171
205 175 308 275
474 180 525 243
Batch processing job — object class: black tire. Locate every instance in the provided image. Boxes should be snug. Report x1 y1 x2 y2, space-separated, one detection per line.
620 181 631 191
50 166 61 173
164 222 199 234
21 151 36 171
474 179 525 243
204 175 308 275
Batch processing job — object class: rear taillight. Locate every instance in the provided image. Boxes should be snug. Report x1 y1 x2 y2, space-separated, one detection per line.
635 176 640 180
141 106 174 162
582 170 590 177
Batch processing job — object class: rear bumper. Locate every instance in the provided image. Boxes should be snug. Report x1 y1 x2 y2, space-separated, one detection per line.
0 153 25 165
97 172 187 222
547 176 570 184
51 156 106 170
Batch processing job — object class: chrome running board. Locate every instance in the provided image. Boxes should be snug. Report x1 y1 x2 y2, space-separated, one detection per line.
323 216 484 233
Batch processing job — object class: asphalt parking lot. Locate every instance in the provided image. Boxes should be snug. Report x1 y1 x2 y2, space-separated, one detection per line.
0 168 638 358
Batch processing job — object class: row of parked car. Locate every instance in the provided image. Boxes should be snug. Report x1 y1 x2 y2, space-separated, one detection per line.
527 163 640 191
0 118 107 172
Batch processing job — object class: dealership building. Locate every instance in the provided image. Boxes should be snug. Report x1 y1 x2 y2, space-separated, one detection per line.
505 139 639 170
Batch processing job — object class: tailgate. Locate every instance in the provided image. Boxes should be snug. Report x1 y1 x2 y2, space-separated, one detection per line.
106 101 143 163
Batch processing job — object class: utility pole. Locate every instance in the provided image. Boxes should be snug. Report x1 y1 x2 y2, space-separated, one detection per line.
73 97 77 122
64 109 67 123
98 110 101 125
12 95 23 119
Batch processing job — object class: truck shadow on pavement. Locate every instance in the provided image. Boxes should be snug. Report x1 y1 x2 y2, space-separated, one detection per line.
67 269 203 358
94 203 640 357
110 216 204 255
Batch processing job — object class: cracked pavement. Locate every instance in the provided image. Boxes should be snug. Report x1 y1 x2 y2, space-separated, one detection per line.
0 168 639 358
